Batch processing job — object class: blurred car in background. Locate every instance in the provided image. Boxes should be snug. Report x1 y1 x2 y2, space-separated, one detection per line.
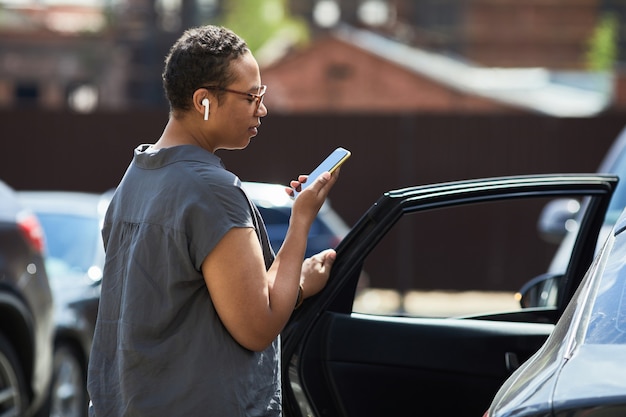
17 191 110 417
0 180 54 417
524 124 626 308
484 201 626 417
539 125 626 247
241 181 349 258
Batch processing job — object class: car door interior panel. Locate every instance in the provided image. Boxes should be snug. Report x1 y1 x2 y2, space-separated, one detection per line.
299 311 554 416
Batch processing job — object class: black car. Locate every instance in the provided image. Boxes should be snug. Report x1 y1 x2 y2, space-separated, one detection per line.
484 196 626 417
17 191 110 417
0 180 54 417
280 174 617 417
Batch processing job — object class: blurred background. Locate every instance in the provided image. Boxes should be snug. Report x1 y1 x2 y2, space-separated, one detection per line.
1 0 625 112
2 0 626 295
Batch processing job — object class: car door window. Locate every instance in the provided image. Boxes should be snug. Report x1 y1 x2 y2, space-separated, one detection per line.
352 196 576 318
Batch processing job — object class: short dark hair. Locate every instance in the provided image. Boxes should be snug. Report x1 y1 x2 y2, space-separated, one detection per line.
162 25 249 112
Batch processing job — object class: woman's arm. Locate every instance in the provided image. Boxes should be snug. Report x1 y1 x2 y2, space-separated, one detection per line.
201 171 338 351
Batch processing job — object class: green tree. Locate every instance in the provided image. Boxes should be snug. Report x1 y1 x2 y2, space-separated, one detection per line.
586 13 618 71
218 0 309 56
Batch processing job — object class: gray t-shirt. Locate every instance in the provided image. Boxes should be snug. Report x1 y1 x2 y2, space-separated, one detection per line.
87 144 280 417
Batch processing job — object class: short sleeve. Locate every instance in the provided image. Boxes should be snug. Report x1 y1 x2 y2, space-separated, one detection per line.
186 183 254 271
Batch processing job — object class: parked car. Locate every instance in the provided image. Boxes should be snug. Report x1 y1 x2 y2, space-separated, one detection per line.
17 190 110 417
539 124 626 274
241 181 349 257
484 196 626 417
519 125 626 309
0 180 54 417
279 174 617 417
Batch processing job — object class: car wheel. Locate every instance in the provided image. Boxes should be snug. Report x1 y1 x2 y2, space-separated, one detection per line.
48 344 87 417
0 332 28 416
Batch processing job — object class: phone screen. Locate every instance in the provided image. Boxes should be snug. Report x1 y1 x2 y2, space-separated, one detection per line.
291 147 351 198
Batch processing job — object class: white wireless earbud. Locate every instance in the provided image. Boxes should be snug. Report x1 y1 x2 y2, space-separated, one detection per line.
202 98 210 120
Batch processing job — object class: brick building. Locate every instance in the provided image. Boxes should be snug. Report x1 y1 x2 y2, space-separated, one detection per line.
260 31 517 114
261 26 611 116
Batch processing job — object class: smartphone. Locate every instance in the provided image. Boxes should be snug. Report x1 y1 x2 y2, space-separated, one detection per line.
291 147 351 199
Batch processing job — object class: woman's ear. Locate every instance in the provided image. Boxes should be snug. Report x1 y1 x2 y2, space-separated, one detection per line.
192 89 211 120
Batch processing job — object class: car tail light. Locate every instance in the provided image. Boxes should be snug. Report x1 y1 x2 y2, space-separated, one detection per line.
17 211 45 253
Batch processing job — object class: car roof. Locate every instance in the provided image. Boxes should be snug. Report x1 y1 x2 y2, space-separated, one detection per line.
17 191 110 218
241 181 294 209
16 183 340 220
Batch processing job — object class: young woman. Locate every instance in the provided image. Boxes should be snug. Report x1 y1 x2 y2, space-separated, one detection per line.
87 25 339 417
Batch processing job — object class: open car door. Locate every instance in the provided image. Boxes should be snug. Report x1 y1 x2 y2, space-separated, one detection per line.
281 174 618 417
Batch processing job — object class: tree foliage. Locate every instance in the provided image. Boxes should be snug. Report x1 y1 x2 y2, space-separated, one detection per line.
218 0 309 54
586 13 618 71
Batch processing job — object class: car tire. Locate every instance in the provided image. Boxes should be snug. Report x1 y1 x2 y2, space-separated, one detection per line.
45 343 88 417
0 331 28 416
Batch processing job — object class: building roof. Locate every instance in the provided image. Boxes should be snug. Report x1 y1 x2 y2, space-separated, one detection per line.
261 28 521 114
336 26 612 117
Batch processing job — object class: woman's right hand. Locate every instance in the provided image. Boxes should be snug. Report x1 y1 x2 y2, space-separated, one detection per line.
300 249 337 299
288 168 340 228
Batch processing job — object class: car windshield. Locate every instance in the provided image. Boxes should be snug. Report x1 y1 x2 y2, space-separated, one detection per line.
37 212 101 280
583 233 626 345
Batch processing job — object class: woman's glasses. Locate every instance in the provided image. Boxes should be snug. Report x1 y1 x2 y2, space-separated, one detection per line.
202 85 267 112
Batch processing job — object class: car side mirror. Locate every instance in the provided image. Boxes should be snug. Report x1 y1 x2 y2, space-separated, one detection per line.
516 273 562 308
537 198 581 244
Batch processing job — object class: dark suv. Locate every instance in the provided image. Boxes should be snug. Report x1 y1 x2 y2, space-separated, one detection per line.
0 180 54 416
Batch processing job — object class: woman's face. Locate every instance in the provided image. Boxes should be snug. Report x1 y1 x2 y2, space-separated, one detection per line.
209 51 268 151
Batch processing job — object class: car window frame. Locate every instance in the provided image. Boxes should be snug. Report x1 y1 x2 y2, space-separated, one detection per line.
282 173 617 384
